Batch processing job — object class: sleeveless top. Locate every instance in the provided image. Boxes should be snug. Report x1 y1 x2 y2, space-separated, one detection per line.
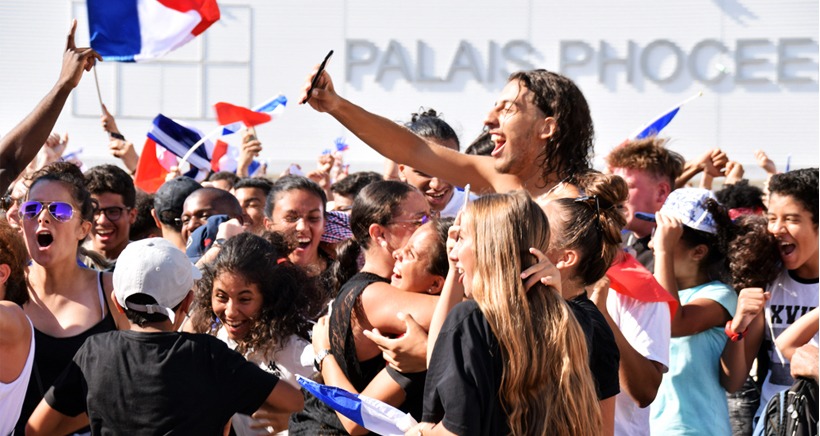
289 272 391 435
15 271 117 435
0 317 34 436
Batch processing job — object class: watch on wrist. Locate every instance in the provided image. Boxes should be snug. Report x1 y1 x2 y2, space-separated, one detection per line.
724 321 748 342
314 349 331 372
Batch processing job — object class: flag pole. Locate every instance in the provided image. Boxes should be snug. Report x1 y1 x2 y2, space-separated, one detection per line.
628 91 703 138
92 64 104 110
178 126 224 169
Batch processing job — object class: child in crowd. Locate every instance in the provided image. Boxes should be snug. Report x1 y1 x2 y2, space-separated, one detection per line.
25 238 303 434
190 232 321 435
649 188 746 435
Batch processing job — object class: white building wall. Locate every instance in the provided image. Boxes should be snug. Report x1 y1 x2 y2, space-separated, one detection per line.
0 0 816 178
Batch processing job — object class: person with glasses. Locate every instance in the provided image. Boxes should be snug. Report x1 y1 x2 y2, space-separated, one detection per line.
13 162 127 434
1 180 29 231
83 165 137 269
290 180 439 435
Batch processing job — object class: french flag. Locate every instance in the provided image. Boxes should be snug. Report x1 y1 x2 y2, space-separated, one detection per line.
217 95 288 136
606 252 678 318
296 376 417 436
134 114 219 192
87 0 220 62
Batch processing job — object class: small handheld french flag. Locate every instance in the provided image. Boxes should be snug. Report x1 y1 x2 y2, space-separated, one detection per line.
87 0 220 62
296 375 418 436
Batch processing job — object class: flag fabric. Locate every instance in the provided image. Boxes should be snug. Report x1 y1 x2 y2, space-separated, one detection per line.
296 375 417 436
216 95 288 133
134 138 169 193
87 0 220 62
606 252 678 318
335 137 350 152
633 107 680 139
146 114 217 182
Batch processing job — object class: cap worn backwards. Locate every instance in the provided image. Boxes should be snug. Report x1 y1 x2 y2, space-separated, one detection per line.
114 237 201 323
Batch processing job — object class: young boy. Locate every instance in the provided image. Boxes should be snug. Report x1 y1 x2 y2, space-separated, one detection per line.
726 168 819 417
26 238 303 434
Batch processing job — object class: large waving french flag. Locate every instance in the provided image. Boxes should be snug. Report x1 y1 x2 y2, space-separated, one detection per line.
87 0 220 62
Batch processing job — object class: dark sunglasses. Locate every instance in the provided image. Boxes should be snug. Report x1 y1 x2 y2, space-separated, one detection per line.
93 206 128 221
19 201 75 223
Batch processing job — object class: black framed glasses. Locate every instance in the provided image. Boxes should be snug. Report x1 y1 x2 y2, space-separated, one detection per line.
93 206 128 221
19 201 75 222
575 195 602 231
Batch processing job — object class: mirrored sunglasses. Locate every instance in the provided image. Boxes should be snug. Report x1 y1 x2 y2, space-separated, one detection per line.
19 201 75 223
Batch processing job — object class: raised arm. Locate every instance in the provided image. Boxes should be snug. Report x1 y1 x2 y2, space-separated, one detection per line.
300 68 510 193
0 20 101 193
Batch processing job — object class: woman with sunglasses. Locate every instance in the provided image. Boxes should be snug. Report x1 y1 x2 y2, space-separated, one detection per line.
290 180 443 435
13 162 126 434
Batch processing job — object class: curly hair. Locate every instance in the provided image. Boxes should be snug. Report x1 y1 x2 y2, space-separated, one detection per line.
508 70 594 183
605 137 685 189
0 220 28 305
727 215 781 290
191 232 322 354
768 168 818 225
715 180 766 211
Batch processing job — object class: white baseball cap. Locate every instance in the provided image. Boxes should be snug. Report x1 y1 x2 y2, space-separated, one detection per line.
114 238 202 323
659 188 720 234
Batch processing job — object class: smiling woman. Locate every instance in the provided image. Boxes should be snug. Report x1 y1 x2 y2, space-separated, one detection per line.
190 231 323 436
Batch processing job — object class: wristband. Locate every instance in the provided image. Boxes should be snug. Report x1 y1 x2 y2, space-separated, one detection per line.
109 132 125 140
314 349 331 372
724 321 748 342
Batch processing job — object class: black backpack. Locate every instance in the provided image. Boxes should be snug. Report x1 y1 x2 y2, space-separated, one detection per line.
759 377 819 436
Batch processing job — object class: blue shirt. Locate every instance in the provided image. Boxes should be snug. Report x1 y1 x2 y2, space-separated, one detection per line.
650 281 737 436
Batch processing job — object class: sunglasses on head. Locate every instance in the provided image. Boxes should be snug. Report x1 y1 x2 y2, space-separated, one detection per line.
19 201 75 223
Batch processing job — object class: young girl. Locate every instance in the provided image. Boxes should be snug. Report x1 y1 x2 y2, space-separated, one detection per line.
0 219 33 436
191 231 322 435
649 188 745 435
292 180 442 435
15 162 126 434
414 191 601 436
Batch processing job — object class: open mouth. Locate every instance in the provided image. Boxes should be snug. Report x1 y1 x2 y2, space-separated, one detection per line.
779 242 796 256
37 231 54 247
490 135 506 157
296 237 311 250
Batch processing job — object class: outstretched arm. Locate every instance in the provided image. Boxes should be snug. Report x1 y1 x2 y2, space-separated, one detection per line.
0 20 101 192
300 68 514 194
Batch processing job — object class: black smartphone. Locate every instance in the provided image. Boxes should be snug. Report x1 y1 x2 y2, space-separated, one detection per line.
302 50 334 104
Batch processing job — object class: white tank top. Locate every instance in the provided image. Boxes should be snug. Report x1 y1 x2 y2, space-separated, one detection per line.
0 317 35 436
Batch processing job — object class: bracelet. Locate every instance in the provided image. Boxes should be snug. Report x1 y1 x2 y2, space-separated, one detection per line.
314 349 331 372
724 321 748 342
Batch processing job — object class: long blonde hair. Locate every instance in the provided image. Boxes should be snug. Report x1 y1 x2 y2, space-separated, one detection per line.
466 191 601 436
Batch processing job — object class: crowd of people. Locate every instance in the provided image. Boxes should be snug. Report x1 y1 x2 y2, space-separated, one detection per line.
0 21 817 436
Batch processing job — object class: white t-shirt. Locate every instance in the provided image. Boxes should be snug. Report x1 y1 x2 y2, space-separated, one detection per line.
0 317 34 436
438 188 476 218
606 290 671 436
758 269 819 416
217 327 314 436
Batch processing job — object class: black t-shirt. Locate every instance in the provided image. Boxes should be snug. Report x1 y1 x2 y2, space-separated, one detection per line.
568 292 621 400
45 330 280 435
422 300 509 436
